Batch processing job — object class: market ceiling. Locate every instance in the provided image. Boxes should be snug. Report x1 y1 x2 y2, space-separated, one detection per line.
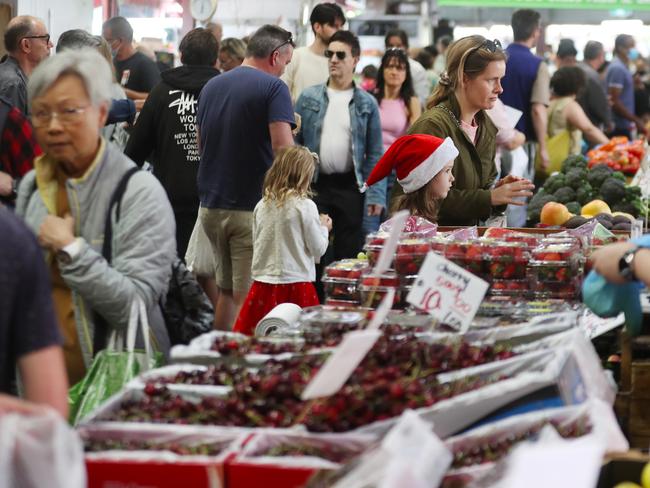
438 0 650 9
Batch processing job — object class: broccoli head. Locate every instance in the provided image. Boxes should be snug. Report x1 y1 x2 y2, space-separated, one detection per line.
576 183 594 205
561 154 588 174
554 187 577 204
599 177 626 206
625 185 642 200
587 164 614 190
565 201 582 215
565 168 588 190
543 173 567 194
611 171 626 182
527 193 556 224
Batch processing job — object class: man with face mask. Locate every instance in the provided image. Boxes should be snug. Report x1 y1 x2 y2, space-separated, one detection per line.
102 16 160 102
578 41 612 135
606 34 647 138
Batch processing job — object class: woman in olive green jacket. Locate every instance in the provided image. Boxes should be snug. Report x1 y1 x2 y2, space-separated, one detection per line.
405 35 535 226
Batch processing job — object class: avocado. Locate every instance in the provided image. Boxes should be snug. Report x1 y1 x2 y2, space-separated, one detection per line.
598 219 613 230
564 215 589 229
612 222 632 231
612 214 633 226
594 212 613 222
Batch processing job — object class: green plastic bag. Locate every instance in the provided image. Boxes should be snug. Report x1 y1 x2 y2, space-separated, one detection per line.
68 297 163 425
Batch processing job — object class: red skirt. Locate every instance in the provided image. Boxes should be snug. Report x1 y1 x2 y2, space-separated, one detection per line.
233 281 320 336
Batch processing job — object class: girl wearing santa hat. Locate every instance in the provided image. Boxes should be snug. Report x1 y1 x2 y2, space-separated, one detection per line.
362 133 458 226
233 147 332 335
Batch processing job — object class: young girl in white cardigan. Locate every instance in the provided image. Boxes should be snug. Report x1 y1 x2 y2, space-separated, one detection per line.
233 146 332 335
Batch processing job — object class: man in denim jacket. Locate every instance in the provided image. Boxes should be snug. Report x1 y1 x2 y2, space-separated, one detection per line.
295 30 385 266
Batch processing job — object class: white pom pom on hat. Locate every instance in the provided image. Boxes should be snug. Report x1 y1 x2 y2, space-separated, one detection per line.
360 134 459 194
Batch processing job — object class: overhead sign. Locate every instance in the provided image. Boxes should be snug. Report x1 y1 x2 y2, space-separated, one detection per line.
438 0 650 10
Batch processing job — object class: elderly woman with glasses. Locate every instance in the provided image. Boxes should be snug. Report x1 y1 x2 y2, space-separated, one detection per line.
16 49 175 384
396 35 535 226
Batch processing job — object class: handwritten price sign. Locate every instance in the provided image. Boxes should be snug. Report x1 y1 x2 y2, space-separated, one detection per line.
406 251 489 333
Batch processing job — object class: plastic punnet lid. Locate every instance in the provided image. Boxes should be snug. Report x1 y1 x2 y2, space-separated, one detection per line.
323 259 369 280
300 305 368 326
444 241 487 259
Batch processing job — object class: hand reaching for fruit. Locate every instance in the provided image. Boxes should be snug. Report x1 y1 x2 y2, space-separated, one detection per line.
491 176 535 206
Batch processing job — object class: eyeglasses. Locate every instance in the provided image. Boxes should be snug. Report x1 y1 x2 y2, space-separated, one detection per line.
324 49 347 60
385 63 406 71
23 34 50 44
32 106 88 128
271 33 295 53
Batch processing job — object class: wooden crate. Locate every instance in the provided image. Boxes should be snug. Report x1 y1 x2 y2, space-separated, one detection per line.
629 398 650 438
629 436 650 450
631 361 650 400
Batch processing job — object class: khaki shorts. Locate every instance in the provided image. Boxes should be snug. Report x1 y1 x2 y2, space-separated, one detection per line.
199 207 253 293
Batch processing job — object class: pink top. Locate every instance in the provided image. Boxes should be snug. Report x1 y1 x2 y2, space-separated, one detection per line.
379 98 409 152
460 119 478 145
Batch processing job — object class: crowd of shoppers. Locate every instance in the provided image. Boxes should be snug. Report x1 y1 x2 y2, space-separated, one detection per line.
1 4 649 418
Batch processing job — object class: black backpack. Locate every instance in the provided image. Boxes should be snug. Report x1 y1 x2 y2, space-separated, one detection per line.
93 168 214 352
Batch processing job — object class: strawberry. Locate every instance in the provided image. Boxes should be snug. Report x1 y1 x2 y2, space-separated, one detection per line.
542 252 562 261
465 246 484 260
502 263 517 279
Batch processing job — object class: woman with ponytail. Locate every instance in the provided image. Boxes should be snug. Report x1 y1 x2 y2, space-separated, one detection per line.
402 35 535 226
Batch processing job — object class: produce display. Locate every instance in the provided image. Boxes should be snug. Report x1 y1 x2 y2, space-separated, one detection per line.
83 437 228 456
449 416 592 469
322 259 369 304
484 241 529 280
587 136 644 174
78 203 635 488
253 443 360 464
527 154 644 227
97 335 516 432
358 271 401 308
211 335 309 355
444 241 487 278
395 237 433 275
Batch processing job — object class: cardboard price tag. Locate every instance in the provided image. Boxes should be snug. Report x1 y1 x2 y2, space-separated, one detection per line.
367 288 395 330
301 329 382 401
406 252 489 333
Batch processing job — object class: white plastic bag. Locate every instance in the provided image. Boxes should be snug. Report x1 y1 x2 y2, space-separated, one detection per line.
0 409 86 488
185 213 216 277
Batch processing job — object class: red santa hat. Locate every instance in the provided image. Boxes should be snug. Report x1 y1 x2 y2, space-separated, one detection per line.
360 134 459 194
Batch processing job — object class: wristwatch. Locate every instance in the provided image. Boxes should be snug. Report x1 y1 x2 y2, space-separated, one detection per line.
56 238 83 265
619 246 639 282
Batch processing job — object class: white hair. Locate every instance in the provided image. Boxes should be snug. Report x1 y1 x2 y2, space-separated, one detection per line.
28 49 112 107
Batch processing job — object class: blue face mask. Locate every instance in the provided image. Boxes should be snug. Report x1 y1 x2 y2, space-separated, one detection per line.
629 47 640 61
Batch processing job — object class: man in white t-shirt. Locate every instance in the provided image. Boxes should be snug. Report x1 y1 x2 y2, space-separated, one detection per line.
295 31 384 287
281 2 345 103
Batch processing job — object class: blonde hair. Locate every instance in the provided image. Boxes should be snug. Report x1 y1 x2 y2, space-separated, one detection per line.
427 35 507 109
263 146 318 205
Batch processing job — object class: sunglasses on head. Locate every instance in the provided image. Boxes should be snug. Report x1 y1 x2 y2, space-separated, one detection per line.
324 49 347 60
272 33 295 53
478 38 502 53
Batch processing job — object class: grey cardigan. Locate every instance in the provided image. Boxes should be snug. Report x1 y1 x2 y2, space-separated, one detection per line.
16 139 176 366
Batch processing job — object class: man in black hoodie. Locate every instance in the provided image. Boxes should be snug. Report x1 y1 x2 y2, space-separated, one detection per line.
125 28 219 257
